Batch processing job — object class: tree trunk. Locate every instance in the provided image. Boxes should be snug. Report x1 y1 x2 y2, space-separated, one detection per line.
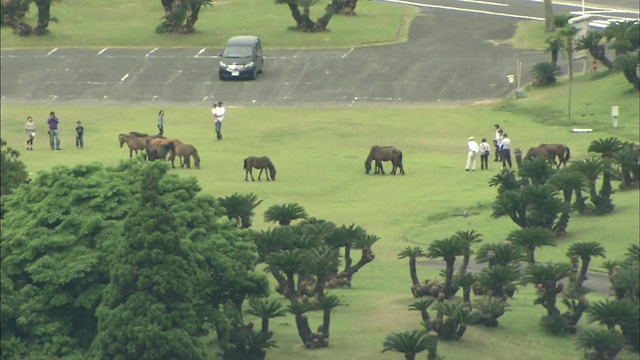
270 269 288 295
545 287 560 316
551 50 559 67
344 245 352 272
287 2 305 28
182 1 202 33
344 0 358 15
600 170 613 199
294 313 314 345
33 0 51 35
321 308 331 339
567 42 573 120
543 0 555 33
577 257 591 287
463 286 471 303
409 259 420 286
335 247 375 284
404 353 416 360
459 254 470 276
553 194 572 235
161 0 173 12
261 317 269 334
622 67 640 91
528 247 536 264
444 259 455 298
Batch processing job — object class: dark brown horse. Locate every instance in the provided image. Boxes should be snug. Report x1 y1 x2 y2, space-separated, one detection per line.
244 156 276 181
169 143 201 169
119 134 166 158
147 141 176 162
364 146 405 175
147 137 179 161
523 144 571 169
537 143 570 168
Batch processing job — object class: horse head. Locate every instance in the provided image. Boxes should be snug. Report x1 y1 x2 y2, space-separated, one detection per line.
365 160 372 174
269 164 276 181
118 134 126 148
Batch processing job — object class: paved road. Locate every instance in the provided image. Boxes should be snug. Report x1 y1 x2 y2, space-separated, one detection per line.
1 0 637 107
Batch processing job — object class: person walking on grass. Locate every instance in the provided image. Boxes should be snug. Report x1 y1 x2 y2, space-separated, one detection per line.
500 132 512 169
493 125 502 162
466 136 479 171
25 116 36 150
76 121 84 149
214 101 226 141
479 138 491 170
47 111 61 150
157 110 165 136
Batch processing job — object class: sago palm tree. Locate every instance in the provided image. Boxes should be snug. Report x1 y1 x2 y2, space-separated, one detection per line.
587 299 638 331
589 137 623 200
382 330 435 360
218 193 263 228
575 328 625 360
476 264 521 299
264 203 308 226
572 157 606 205
614 50 640 91
452 230 483 276
544 36 563 66
566 241 606 287
476 242 527 268
246 298 288 334
613 142 640 187
399 246 427 286
522 262 572 316
576 31 614 70
547 169 587 234
507 228 556 264
454 272 478 303
604 20 639 57
472 296 511 327
317 293 341 339
426 237 467 298
531 62 560 86
409 298 435 322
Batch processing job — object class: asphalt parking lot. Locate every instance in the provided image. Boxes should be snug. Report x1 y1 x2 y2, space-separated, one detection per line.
1 0 636 107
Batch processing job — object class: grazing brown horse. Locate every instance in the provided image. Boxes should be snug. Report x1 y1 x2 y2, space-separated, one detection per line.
169 143 201 169
147 141 176 162
244 156 276 181
364 146 405 175
537 143 570 168
523 144 571 169
119 134 149 157
147 137 179 161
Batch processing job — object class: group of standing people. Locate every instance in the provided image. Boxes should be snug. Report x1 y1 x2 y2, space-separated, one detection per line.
24 111 84 151
465 123 512 171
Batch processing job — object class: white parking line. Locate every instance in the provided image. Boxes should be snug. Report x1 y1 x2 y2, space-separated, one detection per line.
195 48 206 57
47 48 58 56
457 0 508 7
120 73 130 82
381 0 543 20
98 48 108 55
525 0 640 14
341 48 355 59
145 48 158 58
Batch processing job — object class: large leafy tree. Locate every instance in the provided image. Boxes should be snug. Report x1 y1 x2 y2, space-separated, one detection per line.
91 164 207 360
0 139 28 197
1 160 267 359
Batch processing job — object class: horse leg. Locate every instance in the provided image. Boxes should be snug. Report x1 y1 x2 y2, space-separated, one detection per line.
185 156 191 169
258 168 265 181
377 161 385 175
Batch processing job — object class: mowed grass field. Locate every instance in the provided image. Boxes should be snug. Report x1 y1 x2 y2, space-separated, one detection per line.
2 0 639 358
1 72 639 360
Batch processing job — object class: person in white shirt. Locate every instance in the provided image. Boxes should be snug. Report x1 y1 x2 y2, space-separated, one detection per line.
500 133 512 169
25 116 36 150
466 136 479 171
479 138 491 170
494 125 502 162
214 101 226 140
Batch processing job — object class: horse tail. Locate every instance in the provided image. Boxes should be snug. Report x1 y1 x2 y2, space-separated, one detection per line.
191 146 200 168
565 146 570 163
243 158 248 170
398 150 403 164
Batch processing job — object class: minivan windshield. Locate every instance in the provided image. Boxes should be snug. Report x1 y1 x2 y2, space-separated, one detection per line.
223 46 252 58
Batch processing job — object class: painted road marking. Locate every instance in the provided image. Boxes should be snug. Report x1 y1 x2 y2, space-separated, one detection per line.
381 0 544 20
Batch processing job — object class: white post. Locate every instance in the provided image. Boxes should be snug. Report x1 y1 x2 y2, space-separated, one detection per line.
581 0 585 15
611 106 619 129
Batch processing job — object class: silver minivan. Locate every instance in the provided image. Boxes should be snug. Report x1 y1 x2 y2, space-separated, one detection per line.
218 36 264 80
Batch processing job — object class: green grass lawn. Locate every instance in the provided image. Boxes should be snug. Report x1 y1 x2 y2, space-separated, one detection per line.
2 2 639 358
1 71 638 360
0 0 413 49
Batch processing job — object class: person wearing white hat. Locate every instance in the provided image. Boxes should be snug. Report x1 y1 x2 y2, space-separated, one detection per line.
466 136 479 171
